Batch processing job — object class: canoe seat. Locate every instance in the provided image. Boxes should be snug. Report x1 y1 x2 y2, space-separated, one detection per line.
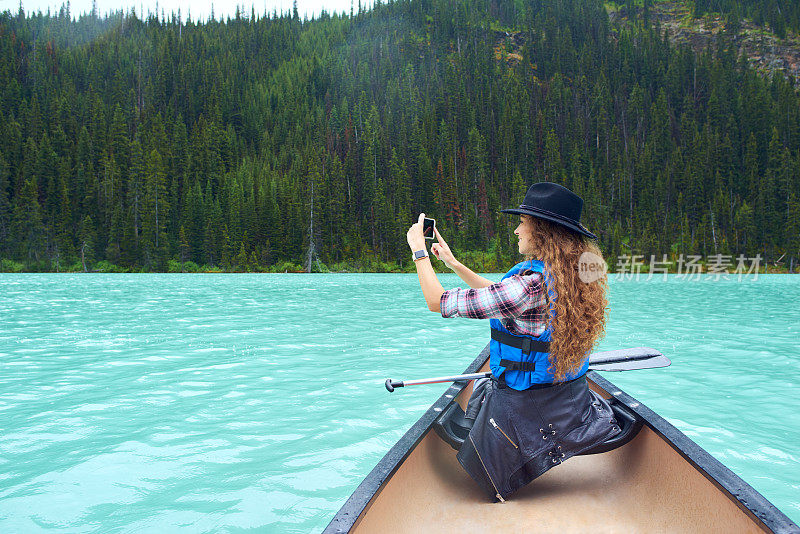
576 398 644 455
433 400 475 450
433 397 643 455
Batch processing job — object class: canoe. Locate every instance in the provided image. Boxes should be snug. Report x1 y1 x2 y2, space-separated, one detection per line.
324 345 800 533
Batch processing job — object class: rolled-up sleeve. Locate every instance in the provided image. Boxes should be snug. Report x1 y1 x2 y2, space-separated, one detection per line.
439 272 546 319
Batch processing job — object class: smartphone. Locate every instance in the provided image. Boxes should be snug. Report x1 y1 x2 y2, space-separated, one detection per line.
423 217 436 240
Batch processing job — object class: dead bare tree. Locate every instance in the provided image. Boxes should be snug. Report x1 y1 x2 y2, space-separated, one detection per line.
305 176 325 273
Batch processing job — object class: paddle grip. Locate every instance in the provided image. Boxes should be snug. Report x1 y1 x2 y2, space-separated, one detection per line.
385 379 404 392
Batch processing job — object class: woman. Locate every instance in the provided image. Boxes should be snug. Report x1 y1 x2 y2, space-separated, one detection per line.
406 181 620 502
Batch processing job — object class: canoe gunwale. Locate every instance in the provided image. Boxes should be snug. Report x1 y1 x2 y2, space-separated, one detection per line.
323 346 799 534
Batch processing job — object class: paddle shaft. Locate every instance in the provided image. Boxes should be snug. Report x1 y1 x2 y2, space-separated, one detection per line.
385 373 490 391
385 346 666 391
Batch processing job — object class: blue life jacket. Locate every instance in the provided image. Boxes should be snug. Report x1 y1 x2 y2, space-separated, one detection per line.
489 259 589 390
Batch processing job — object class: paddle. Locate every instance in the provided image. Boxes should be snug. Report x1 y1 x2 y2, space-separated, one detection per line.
385 346 668 391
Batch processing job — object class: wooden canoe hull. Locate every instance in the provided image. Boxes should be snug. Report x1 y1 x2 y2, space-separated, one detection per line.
325 347 799 533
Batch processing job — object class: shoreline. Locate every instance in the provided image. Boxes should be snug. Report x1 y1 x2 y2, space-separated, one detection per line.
1 265 796 275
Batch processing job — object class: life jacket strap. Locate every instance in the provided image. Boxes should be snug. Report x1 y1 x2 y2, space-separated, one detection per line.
490 328 550 355
498 359 537 372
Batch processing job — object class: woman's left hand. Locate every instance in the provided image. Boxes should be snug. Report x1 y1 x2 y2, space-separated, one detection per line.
406 213 427 251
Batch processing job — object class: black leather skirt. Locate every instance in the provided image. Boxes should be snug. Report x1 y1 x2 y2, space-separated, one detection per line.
456 374 621 501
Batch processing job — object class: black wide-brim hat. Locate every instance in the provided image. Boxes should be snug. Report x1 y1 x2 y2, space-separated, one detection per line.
500 182 597 239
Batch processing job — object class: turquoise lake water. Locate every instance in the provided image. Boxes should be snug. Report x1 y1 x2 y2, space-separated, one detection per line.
0 273 798 532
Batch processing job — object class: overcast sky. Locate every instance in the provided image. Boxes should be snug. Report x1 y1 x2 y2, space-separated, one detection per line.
11 0 374 21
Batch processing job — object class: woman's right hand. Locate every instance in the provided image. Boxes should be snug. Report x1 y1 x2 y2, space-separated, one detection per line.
431 227 457 270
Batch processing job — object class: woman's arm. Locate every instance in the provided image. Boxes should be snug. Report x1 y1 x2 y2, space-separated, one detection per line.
408 213 445 313
450 260 495 289
414 255 445 313
440 272 545 319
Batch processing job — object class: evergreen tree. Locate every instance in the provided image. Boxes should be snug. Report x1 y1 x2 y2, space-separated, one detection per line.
142 148 169 268
787 192 800 273
128 138 145 254
11 177 46 263
0 155 11 254
179 225 190 265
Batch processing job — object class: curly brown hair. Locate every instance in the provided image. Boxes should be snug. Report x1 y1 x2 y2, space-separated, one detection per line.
521 215 609 382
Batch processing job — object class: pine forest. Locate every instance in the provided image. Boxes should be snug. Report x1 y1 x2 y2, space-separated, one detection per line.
1 0 799 273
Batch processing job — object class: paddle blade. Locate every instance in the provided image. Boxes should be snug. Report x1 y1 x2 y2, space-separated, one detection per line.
589 352 671 372
588 346 663 364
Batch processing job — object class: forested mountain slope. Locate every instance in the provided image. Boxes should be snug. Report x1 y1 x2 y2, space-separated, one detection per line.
0 0 798 272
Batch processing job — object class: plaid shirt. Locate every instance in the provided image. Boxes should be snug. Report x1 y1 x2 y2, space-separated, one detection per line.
439 270 549 337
